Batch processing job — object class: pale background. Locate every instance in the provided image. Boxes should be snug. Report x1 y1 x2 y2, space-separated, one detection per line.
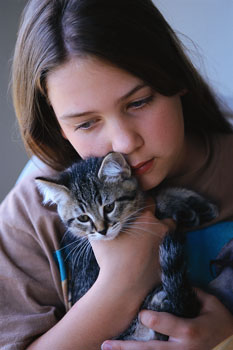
0 0 233 202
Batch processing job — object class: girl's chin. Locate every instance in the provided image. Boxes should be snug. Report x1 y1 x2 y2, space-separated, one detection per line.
137 173 166 191
138 179 158 191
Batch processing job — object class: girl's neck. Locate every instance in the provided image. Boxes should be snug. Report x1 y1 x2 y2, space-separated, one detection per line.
170 132 207 179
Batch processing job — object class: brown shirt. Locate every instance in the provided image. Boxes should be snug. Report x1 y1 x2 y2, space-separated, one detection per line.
0 169 66 349
1 132 233 349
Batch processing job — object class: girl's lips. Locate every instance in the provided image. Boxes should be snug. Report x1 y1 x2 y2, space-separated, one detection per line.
131 159 154 176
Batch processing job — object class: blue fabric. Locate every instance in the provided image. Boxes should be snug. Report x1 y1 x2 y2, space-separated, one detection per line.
53 250 67 282
185 221 233 288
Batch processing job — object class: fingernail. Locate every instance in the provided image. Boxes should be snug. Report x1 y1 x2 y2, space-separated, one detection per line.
139 310 155 324
101 341 112 350
139 311 146 323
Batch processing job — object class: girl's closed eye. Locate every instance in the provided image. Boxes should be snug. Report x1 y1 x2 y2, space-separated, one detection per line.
127 95 154 111
74 119 98 131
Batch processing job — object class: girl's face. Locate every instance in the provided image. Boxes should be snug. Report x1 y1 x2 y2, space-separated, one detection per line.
47 57 186 190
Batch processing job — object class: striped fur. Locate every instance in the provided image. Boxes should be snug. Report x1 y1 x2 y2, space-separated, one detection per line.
36 152 218 341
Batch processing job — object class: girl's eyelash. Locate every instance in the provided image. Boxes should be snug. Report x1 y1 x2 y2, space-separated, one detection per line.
127 95 154 110
75 95 154 131
75 120 96 131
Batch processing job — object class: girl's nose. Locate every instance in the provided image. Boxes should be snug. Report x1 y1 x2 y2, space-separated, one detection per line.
110 120 143 155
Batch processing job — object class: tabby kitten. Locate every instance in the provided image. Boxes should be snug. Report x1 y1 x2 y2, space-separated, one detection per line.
36 152 218 341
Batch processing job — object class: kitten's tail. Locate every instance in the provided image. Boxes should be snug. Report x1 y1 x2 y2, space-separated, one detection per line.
159 232 201 318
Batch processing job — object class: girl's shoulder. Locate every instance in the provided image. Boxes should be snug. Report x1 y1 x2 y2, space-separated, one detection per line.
0 163 64 246
1 163 53 211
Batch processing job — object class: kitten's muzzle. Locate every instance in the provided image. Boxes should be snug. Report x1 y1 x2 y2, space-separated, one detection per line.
98 229 107 236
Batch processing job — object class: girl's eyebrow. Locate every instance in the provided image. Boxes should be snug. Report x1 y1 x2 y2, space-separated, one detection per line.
118 83 147 103
59 83 148 120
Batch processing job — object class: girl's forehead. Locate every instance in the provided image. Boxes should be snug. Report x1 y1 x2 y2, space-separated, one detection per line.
46 56 148 116
47 56 141 87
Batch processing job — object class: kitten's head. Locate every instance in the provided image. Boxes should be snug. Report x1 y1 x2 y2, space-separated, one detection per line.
36 152 144 241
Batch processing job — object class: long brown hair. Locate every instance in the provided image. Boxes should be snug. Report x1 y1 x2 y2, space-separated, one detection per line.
12 0 232 170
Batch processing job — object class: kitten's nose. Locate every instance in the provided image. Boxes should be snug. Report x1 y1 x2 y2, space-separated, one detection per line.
98 229 107 236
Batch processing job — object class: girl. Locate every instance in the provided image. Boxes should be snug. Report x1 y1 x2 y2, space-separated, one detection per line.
1 0 233 349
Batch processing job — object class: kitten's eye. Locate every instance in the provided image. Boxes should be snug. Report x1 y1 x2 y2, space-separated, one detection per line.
78 215 90 222
104 203 115 214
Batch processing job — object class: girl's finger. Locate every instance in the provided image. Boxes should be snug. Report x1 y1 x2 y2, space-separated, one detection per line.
195 288 223 312
101 339 176 350
139 310 193 338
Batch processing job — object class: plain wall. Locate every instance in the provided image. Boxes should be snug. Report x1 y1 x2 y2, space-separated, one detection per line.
0 0 28 202
155 0 233 107
0 0 233 202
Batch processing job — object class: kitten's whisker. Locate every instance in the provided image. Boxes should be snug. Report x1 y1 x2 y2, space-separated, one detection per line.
85 243 93 264
131 203 156 214
72 247 83 270
83 243 92 267
79 243 92 271
121 224 166 237
121 204 156 225
119 207 144 223
126 221 163 230
123 220 161 229
59 237 86 252
65 244 81 262
125 204 154 217
126 221 162 226
63 241 88 258
59 229 70 245
64 237 88 263
74 239 91 267
122 227 162 235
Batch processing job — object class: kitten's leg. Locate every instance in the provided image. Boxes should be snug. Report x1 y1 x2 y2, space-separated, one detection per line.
158 233 201 316
154 187 218 227
119 288 168 341
132 234 201 341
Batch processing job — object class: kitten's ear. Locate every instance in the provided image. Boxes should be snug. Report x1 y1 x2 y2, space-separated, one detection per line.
98 152 131 182
35 177 70 205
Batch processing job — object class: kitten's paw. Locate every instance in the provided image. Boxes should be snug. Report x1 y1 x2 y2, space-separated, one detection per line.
145 287 170 313
150 290 167 308
123 321 156 341
155 187 218 227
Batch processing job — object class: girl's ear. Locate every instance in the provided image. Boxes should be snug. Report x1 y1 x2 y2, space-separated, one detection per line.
98 152 131 182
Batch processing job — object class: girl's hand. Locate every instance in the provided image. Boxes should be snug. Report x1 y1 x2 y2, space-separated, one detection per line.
91 199 175 296
101 289 233 350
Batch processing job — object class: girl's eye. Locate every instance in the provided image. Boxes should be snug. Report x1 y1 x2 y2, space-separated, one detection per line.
78 215 90 222
75 119 97 131
104 202 115 214
127 95 154 110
